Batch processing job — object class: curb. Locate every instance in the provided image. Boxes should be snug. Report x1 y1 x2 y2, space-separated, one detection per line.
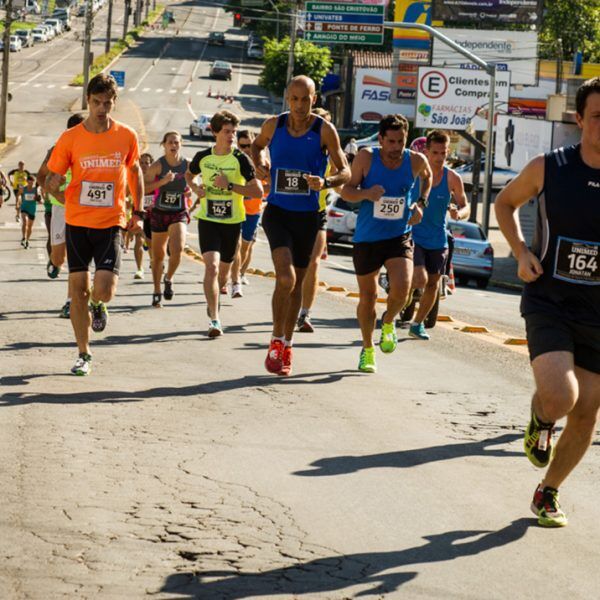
490 278 523 292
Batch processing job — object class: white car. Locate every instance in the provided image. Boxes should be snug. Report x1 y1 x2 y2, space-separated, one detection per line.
9 35 22 52
454 160 519 190
31 28 48 43
247 43 263 60
39 24 55 39
44 19 63 35
189 114 213 139
326 193 359 247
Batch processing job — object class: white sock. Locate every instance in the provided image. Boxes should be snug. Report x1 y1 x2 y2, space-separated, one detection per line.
285 338 293 347
272 335 285 343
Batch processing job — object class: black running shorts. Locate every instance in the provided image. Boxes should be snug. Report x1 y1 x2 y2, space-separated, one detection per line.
197 218 240 264
261 203 321 269
65 224 123 275
353 232 414 276
414 244 448 275
524 312 600 374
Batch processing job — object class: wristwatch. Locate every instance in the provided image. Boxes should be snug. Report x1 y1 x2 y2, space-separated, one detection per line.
322 178 331 189
227 182 234 191
417 196 429 208
133 210 146 218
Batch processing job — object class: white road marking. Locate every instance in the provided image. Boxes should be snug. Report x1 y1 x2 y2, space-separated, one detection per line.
47 84 55 88
156 88 163 92
11 44 81 91
131 41 171 90
142 87 150 92
169 89 177 94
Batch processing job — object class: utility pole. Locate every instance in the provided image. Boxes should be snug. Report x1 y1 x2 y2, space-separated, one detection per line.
81 0 94 110
0 0 13 143
134 0 141 27
105 0 113 54
555 37 563 94
145 0 149 20
283 1 298 111
123 0 131 39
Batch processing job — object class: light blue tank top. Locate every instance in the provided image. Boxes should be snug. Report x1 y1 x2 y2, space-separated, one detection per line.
412 167 451 250
353 148 417 243
267 114 328 211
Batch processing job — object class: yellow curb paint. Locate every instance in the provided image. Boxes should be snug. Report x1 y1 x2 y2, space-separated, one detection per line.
461 326 490 333
327 286 347 292
265 271 276 278
437 315 454 322
346 292 360 298
504 338 528 345
376 298 387 304
245 268 256 274
253 269 265 276
319 281 328 287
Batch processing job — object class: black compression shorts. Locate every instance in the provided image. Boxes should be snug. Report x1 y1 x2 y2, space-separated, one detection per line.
353 232 414 276
197 219 240 263
65 224 123 275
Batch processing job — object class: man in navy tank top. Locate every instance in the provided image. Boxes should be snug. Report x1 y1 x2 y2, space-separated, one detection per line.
341 114 432 373
496 77 600 527
251 76 350 376
410 130 469 340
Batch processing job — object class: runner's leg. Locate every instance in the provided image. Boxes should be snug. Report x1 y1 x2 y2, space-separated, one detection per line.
356 271 379 348
383 257 413 323
134 232 144 273
91 269 118 304
284 267 307 341
165 221 186 282
414 273 441 323
69 271 92 354
301 229 326 315
151 232 169 294
271 247 296 338
240 239 254 275
203 250 220 320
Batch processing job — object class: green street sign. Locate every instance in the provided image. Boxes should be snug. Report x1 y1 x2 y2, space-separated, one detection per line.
305 2 384 14
305 31 384 44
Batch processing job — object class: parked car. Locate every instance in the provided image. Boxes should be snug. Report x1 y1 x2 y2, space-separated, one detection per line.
31 27 48 43
209 60 232 80
44 18 63 35
39 24 55 39
447 219 494 289
355 131 379 150
208 31 225 45
52 8 72 30
9 35 22 51
455 160 519 190
246 43 263 59
189 114 213 139
14 29 34 47
326 193 359 247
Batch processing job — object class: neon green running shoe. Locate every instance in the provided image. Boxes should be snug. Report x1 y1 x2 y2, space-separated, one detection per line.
358 347 377 373
524 411 555 468
531 484 568 527
379 321 398 353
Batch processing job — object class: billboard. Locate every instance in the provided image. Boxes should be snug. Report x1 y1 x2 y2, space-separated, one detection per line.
432 29 538 86
353 69 415 122
415 66 511 131
432 0 542 26
495 115 552 171
393 0 431 50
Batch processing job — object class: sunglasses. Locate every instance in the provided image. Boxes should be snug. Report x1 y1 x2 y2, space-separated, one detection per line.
239 143 251 149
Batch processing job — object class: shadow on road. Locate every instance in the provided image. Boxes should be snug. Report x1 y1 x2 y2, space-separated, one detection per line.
293 433 522 477
0 370 360 406
158 519 531 598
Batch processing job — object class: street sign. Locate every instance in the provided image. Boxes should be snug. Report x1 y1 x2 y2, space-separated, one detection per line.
109 70 125 87
415 67 511 131
305 1 384 45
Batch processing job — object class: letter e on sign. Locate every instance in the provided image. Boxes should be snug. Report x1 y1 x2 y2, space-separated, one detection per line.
420 70 448 99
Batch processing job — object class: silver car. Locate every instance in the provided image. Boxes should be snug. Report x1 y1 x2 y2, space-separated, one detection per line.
326 193 359 246
448 219 494 289
455 160 519 191
189 114 213 139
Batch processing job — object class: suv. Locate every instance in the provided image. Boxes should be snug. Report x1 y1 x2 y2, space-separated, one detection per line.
52 8 72 30
14 29 34 47
208 31 225 45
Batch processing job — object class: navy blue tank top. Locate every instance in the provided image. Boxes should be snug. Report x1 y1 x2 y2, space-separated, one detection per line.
522 144 600 325
267 114 328 212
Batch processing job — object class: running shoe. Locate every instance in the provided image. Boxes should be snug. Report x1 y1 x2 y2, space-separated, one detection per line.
297 313 314 333
71 353 92 376
24 240 29 249
524 411 555 468
47 260 60 279
134 269 144 280
409 322 430 341
265 339 285 374
380 321 398 353
20 238 25 247
241 275 250 285
208 319 223 338
90 301 108 332
530 484 568 527
152 293 162 308
220 284 228 295
60 300 71 319
231 282 243 298
279 346 293 376
163 278 174 300
358 347 377 373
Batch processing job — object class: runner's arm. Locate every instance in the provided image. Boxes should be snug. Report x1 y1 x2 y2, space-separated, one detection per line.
45 170 66 204
447 169 470 220
340 148 382 203
127 161 144 211
251 116 277 180
37 149 53 191
322 121 350 189
413 153 433 202
144 160 165 194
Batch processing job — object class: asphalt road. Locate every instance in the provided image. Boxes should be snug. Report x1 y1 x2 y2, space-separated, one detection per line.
1 1 599 598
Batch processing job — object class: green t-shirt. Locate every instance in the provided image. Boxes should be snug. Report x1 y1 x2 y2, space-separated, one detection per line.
189 147 255 225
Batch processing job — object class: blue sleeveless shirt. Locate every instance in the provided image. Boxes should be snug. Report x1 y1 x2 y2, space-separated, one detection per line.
267 114 328 212
353 148 417 243
412 167 451 250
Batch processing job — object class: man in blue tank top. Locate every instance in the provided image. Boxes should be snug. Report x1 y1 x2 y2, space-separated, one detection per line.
410 130 469 340
341 114 432 373
496 77 600 528
251 76 350 376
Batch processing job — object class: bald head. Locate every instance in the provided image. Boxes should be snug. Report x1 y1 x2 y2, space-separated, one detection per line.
287 75 316 95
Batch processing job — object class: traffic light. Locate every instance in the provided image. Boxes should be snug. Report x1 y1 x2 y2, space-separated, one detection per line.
233 12 242 26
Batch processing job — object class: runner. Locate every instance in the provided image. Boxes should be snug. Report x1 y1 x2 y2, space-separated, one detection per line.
143 132 189 307
46 74 143 376
38 113 85 319
230 129 269 297
0 167 9 208
8 161 31 222
341 114 432 373
251 76 350 375
139 152 155 273
186 110 262 337
18 175 41 249
42 189 53 259
496 77 600 527
409 130 469 340
297 107 335 333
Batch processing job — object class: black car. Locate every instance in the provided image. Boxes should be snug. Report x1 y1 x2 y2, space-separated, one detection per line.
209 60 232 80
208 31 225 45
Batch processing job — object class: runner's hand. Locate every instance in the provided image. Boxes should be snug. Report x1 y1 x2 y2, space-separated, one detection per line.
255 161 270 180
367 185 385 203
408 203 423 226
162 171 175 184
517 248 543 282
214 171 229 190
127 214 143 234
449 203 459 220
303 174 324 191
193 184 206 198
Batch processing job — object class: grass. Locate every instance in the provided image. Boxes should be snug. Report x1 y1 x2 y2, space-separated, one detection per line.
71 4 166 86
0 21 39 33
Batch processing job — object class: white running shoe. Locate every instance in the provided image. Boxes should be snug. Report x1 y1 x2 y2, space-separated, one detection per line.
232 282 243 298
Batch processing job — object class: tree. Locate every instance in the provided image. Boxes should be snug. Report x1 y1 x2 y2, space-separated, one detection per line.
260 37 333 96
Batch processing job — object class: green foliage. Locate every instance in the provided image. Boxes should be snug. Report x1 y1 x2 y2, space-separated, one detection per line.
0 21 38 33
539 0 600 62
71 5 165 86
224 0 293 41
259 36 333 96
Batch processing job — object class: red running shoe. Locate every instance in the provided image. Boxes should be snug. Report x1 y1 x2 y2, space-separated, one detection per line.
279 346 293 376
265 339 284 374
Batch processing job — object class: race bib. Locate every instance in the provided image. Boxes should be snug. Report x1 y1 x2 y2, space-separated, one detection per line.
142 194 155 210
22 192 36 202
374 196 406 220
554 236 600 285
157 190 183 211
207 199 233 220
275 169 310 195
80 181 114 208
